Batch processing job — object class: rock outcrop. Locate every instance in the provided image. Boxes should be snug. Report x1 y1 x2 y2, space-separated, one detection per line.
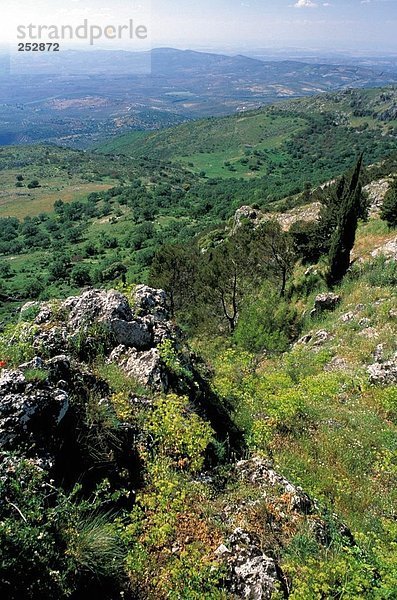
216 456 354 598
22 286 178 392
236 457 315 514
368 354 397 385
217 528 280 600
10 286 245 460
363 178 391 215
0 362 70 451
371 237 397 262
311 293 341 317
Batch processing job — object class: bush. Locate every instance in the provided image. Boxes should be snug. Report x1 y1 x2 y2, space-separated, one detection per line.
27 180 40 189
234 290 296 354
0 455 126 600
381 178 397 227
146 395 214 472
70 263 92 286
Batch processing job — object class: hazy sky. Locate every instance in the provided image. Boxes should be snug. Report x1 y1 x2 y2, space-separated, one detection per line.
153 0 397 50
1 0 397 52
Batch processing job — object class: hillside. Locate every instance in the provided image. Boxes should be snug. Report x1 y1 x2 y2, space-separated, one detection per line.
2 195 397 598
2 75 397 595
1 48 397 148
97 87 397 184
1 88 397 326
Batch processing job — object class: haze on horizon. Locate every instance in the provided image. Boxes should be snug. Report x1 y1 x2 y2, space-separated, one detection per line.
0 0 396 54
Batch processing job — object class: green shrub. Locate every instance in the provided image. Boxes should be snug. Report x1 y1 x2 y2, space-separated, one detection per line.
146 394 214 472
233 291 296 354
0 455 126 600
0 322 38 367
380 178 397 227
159 338 193 379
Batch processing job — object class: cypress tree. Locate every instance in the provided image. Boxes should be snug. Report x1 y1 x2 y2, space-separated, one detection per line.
327 154 364 286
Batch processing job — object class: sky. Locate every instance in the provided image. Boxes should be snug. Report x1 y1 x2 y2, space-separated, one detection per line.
1 0 396 53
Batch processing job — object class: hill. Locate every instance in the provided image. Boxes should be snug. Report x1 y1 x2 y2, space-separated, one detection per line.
97 87 397 185
1 48 397 147
1 88 397 323
2 192 397 598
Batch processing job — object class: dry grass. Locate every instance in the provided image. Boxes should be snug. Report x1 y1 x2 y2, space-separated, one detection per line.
353 219 395 260
0 179 113 218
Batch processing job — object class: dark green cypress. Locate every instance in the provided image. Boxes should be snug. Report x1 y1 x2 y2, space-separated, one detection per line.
327 154 364 286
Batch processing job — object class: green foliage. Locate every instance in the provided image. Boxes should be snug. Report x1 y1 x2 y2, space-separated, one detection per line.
125 459 225 598
287 545 377 599
159 339 192 380
95 360 149 397
66 511 125 578
234 288 297 353
27 179 40 189
0 455 126 600
23 368 48 382
149 244 199 317
327 155 366 285
381 178 397 228
353 256 397 287
70 263 92 286
211 346 310 450
68 322 114 362
163 549 227 600
146 394 214 472
0 322 38 367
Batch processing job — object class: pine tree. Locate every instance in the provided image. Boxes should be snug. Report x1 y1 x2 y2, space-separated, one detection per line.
327 154 365 286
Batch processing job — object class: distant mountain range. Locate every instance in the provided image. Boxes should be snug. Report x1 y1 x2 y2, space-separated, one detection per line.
1 47 397 147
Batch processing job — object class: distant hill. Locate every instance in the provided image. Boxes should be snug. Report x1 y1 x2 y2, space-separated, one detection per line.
97 87 397 184
1 48 397 147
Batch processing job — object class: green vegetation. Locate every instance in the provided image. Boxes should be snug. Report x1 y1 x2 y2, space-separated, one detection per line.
98 88 397 191
1 88 397 327
2 86 397 598
381 177 397 228
327 154 366 285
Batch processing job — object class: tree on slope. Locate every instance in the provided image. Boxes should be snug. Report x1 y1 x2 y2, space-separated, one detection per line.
327 154 365 286
380 178 397 228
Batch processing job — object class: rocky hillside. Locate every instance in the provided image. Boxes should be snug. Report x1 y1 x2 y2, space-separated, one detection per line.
1 242 397 598
1 154 397 598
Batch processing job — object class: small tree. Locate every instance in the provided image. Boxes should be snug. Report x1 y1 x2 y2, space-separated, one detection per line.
327 155 365 286
27 180 40 189
71 263 92 287
253 220 296 297
149 244 199 317
200 224 264 332
380 179 397 228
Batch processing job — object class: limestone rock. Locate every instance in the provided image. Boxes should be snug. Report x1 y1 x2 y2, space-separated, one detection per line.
368 358 397 385
222 528 279 600
134 285 169 322
324 357 350 373
62 288 133 330
109 345 168 391
371 237 397 262
236 456 315 514
311 293 341 317
363 178 391 214
233 206 261 232
18 287 185 395
33 326 69 355
359 327 379 339
340 311 355 323
296 329 331 348
110 317 152 348
0 369 69 449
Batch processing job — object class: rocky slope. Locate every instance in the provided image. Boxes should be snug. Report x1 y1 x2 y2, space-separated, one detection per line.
0 284 363 599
